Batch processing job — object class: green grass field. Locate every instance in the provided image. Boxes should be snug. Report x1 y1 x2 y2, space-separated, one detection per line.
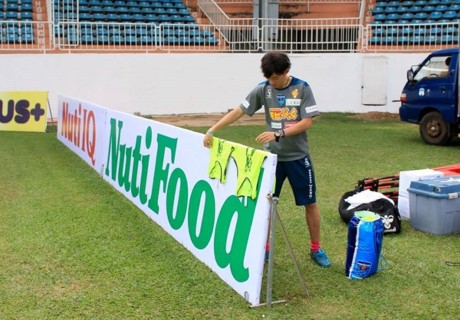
1 113 459 319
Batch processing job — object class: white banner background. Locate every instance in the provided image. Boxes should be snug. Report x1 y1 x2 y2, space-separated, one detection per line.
57 96 277 306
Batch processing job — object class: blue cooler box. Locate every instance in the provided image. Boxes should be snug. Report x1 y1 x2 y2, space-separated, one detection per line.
407 176 460 235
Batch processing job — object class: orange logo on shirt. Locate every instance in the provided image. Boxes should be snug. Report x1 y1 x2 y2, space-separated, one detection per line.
269 107 298 121
292 89 299 99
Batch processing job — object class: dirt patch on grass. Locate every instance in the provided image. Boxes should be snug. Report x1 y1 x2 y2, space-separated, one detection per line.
147 112 266 127
347 112 399 121
146 111 399 127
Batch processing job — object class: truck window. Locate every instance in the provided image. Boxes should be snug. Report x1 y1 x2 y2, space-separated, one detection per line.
414 56 451 81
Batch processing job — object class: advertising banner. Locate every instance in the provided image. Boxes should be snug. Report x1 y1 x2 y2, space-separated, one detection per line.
0 91 48 132
57 95 108 174
57 96 277 306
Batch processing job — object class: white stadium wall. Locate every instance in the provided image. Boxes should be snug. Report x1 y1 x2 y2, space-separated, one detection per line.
0 53 427 118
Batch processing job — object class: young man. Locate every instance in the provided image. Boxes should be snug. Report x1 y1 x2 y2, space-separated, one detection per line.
203 51 331 268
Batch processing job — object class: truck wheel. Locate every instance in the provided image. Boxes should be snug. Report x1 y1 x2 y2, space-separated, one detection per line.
419 111 451 145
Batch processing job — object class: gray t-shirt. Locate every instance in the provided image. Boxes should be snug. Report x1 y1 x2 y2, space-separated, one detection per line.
239 76 319 161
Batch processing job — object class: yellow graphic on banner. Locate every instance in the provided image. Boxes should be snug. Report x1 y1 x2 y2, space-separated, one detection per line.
0 91 48 132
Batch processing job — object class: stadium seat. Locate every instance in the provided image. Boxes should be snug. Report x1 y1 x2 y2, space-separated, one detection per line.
205 37 219 45
145 14 158 23
414 12 428 19
396 6 409 14
191 36 204 45
422 5 435 12
401 26 414 35
434 4 449 12
120 13 133 21
96 34 110 44
81 34 95 44
92 13 106 21
441 35 458 43
20 32 34 43
111 35 124 44
429 11 443 19
398 36 410 44
414 0 427 6
442 10 457 19
402 1 415 7
445 26 459 35
428 0 440 5
386 13 399 21
409 6 422 13
385 6 398 13
369 36 382 45
401 13 414 20
125 35 138 45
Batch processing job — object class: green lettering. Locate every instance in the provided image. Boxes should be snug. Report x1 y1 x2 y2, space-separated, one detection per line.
148 134 178 214
188 180 215 250
166 168 188 230
105 118 123 180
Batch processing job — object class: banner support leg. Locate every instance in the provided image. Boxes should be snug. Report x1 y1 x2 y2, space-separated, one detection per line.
252 194 308 308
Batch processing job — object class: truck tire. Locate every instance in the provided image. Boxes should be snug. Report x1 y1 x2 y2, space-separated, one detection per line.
419 111 452 145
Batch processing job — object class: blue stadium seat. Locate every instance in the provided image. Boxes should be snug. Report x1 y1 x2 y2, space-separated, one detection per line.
401 12 414 20
79 6 91 13
428 0 440 5
193 36 205 45
398 36 410 44
411 35 424 43
20 32 33 43
96 34 110 44
178 35 191 45
369 36 382 45
439 0 451 4
414 0 427 6
443 10 457 19
111 35 124 44
445 26 459 35
402 1 415 6
386 13 399 21
91 6 104 13
385 6 398 13
441 35 458 43
106 13 119 21
396 6 409 14
81 34 95 44
93 13 106 21
413 27 427 36
120 13 133 21
382 36 396 44
401 26 414 35
429 11 443 19
387 1 400 7
131 13 145 22
429 26 443 35
434 4 449 12
145 14 158 22
104 6 118 14
409 6 422 13
125 35 138 45
422 5 436 12
5 33 20 43
139 35 153 44
424 35 438 44
414 12 428 19
80 13 93 21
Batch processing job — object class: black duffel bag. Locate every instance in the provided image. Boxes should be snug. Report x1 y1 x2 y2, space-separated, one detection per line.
338 190 402 234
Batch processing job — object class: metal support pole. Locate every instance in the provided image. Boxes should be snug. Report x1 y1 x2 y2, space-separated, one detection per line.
255 194 308 308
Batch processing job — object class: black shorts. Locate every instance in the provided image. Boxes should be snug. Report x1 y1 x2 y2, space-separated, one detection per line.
273 155 317 206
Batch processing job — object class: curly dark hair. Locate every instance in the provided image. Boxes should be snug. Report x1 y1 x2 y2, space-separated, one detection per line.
260 51 291 78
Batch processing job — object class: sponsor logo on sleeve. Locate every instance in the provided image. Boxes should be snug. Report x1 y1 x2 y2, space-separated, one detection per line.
305 105 318 114
242 99 250 109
